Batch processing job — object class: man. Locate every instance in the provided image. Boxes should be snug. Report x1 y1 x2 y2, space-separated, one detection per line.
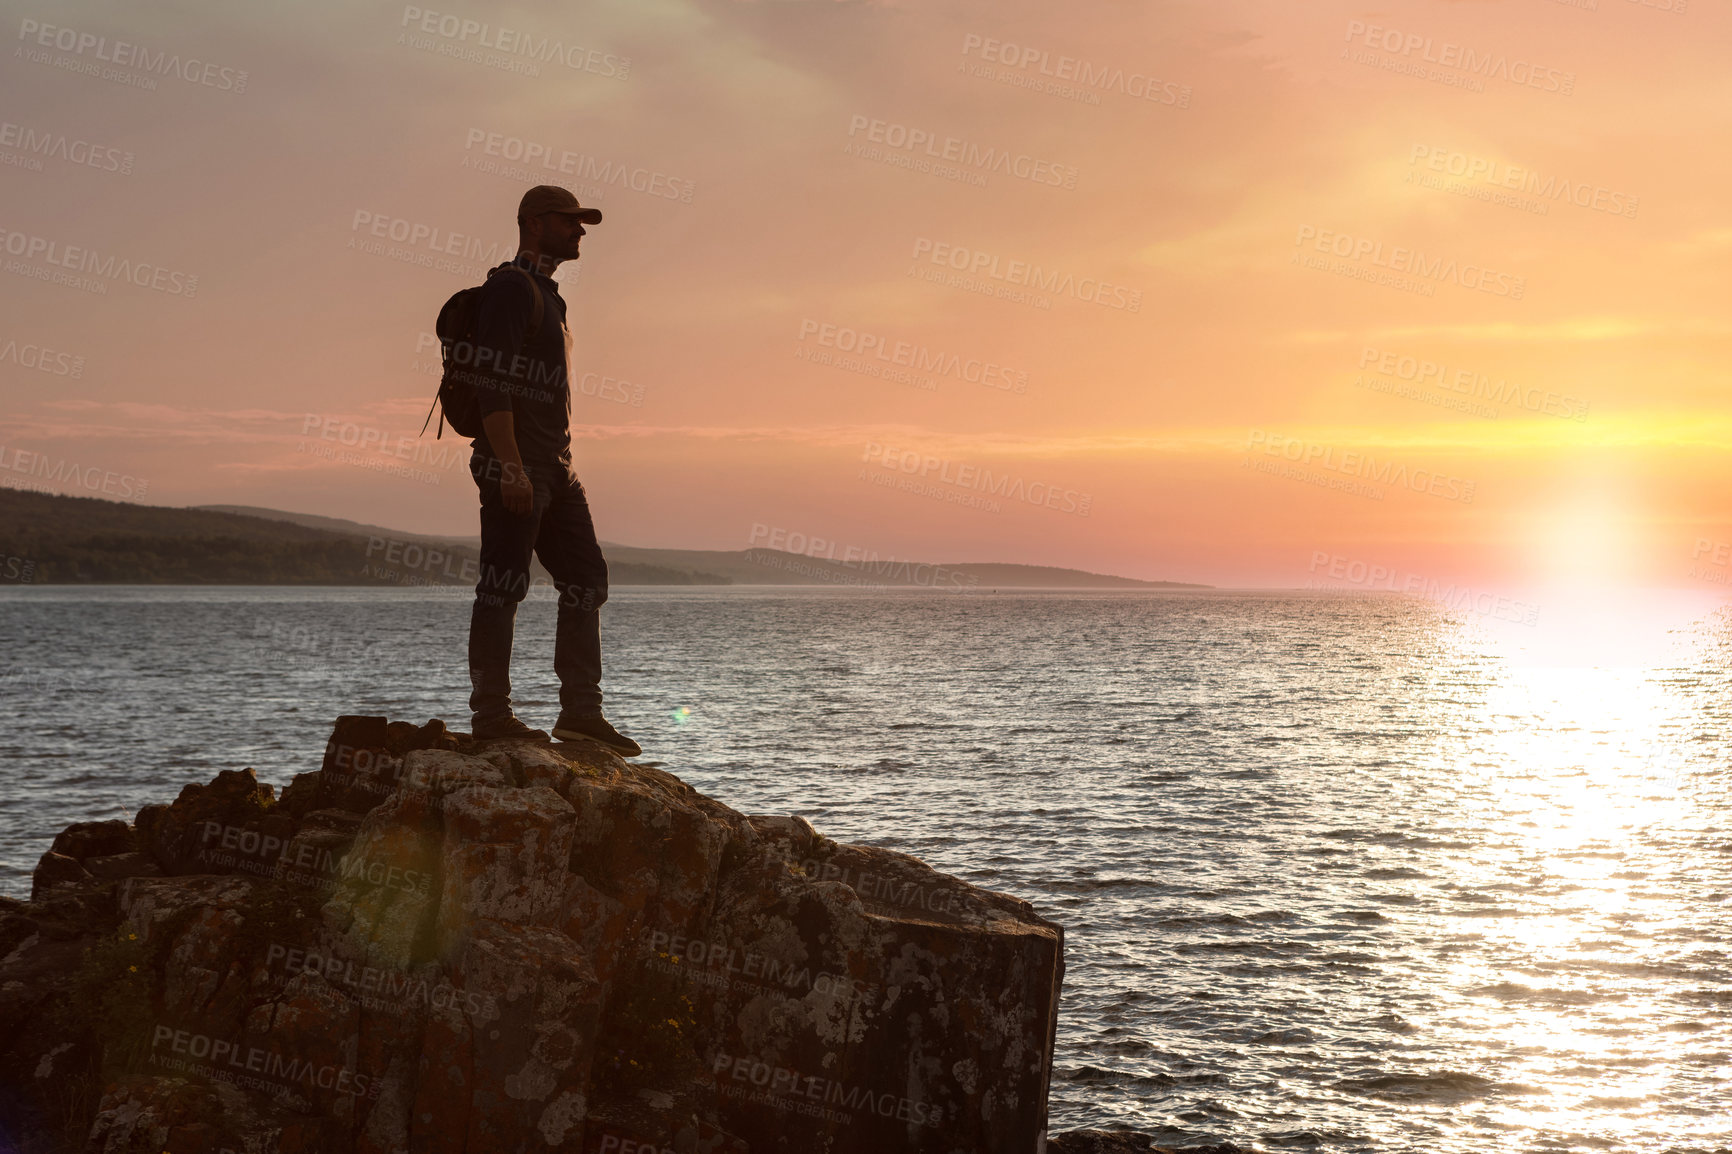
465 184 640 756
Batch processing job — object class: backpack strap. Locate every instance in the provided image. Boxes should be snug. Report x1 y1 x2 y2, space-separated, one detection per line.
501 264 546 341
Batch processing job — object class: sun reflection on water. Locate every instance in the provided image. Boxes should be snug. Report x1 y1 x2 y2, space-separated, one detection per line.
1413 591 1727 1149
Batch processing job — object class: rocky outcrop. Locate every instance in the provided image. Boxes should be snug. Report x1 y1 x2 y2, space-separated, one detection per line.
0 716 1064 1153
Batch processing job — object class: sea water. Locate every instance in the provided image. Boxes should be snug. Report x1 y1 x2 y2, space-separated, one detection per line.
1 586 1727 1151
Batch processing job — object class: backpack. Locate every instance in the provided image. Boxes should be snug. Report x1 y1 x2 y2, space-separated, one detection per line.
421 264 546 439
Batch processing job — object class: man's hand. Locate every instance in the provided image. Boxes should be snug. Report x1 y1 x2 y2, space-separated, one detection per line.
500 462 534 516
481 411 535 516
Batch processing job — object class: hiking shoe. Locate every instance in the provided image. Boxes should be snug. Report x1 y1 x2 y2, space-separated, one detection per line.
552 712 641 758
471 713 549 742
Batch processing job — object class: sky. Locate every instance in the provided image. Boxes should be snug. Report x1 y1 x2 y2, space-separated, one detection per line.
2 0 1728 589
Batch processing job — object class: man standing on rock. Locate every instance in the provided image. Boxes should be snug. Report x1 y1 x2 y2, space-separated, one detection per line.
465 185 640 756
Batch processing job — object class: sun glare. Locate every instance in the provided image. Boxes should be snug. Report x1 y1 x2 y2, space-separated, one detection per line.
1525 494 1637 591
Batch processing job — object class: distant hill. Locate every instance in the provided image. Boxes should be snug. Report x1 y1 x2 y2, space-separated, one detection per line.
0 490 380 583
597 545 1199 589
195 505 478 549
0 491 724 585
208 505 1204 588
0 491 1204 588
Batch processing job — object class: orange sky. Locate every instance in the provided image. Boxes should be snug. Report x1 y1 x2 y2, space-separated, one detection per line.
3 0 1728 588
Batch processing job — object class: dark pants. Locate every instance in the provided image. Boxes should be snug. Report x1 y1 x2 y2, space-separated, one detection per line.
468 451 609 724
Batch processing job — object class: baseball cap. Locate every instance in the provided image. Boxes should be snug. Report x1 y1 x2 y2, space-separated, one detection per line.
517 185 603 225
